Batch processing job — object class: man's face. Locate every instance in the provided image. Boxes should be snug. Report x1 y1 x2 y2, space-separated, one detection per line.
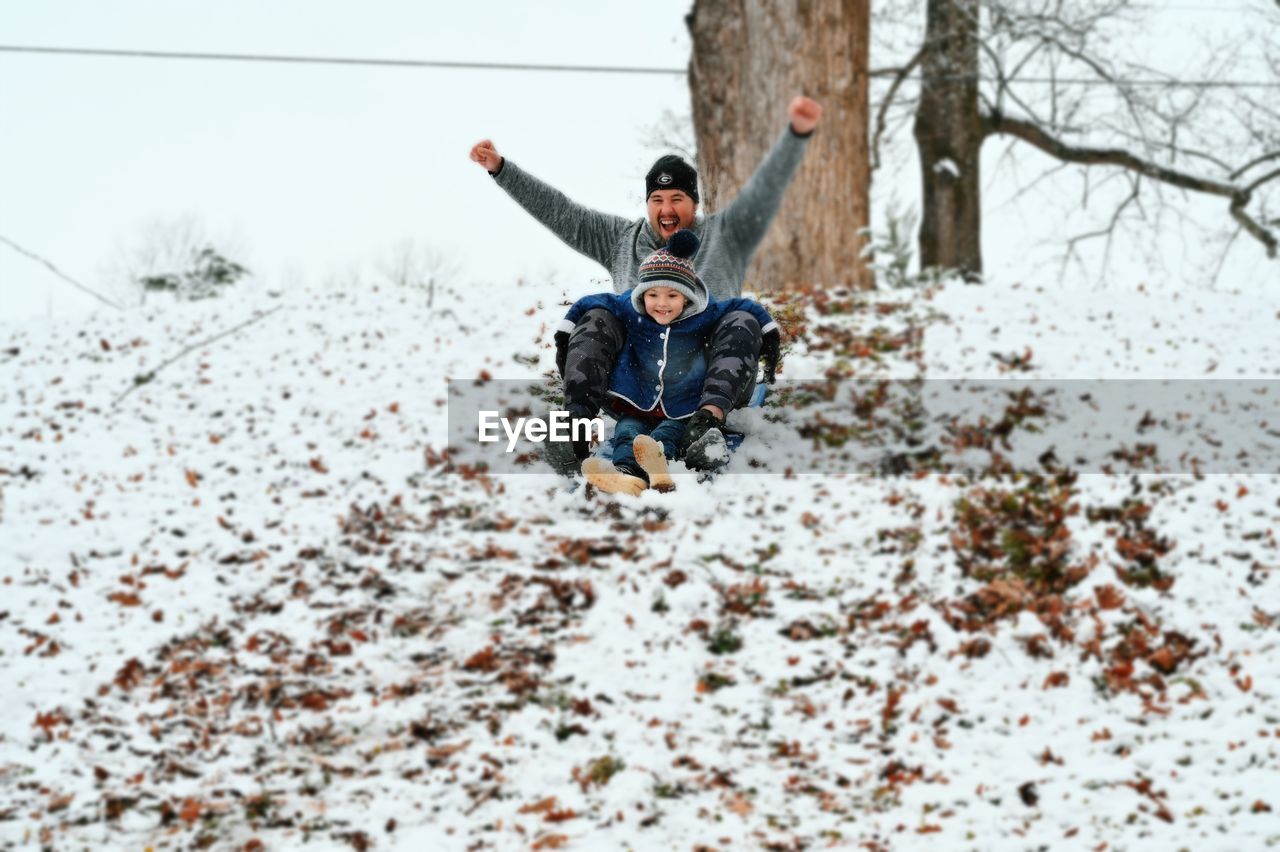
646 190 697 244
643 286 687 325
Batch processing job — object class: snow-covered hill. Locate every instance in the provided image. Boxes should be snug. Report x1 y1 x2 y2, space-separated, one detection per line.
2 275 1278 850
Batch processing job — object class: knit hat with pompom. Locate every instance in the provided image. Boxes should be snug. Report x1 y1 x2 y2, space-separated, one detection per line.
631 229 708 321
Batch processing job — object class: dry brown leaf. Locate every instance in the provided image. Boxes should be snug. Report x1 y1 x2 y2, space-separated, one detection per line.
723 792 753 817
1043 671 1070 689
1094 584 1125 610
426 739 471 761
179 797 202 824
463 646 499 672
518 796 557 815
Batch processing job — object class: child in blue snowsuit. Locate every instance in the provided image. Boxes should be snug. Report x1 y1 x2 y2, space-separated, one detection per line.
559 230 777 493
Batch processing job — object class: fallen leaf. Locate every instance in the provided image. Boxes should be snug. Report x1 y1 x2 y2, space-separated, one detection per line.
179 797 202 824
1043 671 1070 689
724 792 753 817
518 797 557 815
1094 584 1125 610
427 740 471 761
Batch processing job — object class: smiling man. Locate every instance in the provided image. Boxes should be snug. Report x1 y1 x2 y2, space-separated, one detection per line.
644 154 698 243
470 95 821 471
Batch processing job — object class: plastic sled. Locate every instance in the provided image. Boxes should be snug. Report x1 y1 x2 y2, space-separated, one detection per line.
591 382 769 460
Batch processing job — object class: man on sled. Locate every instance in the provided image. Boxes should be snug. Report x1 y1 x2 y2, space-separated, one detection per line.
561 229 777 495
469 94 821 473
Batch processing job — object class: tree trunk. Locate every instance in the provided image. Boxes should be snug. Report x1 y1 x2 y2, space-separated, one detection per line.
913 0 984 280
688 0 873 292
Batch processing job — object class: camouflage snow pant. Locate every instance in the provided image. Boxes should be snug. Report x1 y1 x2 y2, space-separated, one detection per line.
555 308 762 420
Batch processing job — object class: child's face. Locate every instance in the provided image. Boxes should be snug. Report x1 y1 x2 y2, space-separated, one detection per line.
643 287 687 325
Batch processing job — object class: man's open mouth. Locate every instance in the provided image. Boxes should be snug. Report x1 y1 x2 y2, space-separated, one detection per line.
659 218 679 231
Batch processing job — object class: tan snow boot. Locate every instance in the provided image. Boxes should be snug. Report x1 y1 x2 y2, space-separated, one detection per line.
582 457 647 497
632 435 676 492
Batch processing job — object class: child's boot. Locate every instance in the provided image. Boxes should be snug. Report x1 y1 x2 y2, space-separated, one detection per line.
684 427 729 471
632 435 676 492
582 458 647 496
680 409 729 471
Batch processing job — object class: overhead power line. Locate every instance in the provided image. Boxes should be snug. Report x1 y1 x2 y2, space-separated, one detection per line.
0 45 687 76
1 44 1278 89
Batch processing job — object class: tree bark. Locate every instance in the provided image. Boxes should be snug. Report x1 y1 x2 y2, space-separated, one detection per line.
913 0 984 280
688 0 873 291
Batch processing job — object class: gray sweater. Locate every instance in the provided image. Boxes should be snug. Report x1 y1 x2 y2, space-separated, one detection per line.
492 128 811 301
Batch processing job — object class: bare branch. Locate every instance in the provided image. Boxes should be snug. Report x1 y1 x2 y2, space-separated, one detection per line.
1058 176 1140 286
872 44 927 172
0 234 124 310
1209 225 1244 290
1097 126 1233 174
985 110 1237 196
975 33 1047 125
986 109 1278 259
1231 150 1280 181
1243 166 1280 195
1229 196 1279 257
113 306 283 406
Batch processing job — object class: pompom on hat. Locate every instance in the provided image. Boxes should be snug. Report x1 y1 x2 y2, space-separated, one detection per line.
631 229 708 320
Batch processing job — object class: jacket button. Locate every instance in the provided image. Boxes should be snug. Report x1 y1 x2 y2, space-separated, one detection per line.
655 384 661 390
657 360 664 366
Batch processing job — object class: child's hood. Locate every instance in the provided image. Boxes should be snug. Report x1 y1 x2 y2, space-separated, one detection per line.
629 276 710 324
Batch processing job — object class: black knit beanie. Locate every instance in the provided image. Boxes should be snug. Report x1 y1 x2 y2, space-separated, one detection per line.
645 155 699 203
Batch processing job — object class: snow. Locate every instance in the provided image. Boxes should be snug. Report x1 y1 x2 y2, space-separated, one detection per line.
933 159 960 179
2 273 1280 850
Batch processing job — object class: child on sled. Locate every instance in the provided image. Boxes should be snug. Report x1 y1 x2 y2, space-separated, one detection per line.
558 229 778 495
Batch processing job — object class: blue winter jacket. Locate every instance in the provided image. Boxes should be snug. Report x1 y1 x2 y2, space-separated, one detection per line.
559 291 777 419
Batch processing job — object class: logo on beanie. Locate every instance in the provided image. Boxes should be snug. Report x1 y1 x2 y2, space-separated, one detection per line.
646 156 699 202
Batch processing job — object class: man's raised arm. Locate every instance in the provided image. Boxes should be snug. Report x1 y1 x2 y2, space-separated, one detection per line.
469 139 630 271
717 96 823 256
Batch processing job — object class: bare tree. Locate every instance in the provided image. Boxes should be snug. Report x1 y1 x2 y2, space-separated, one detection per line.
639 108 698 166
874 0 1280 279
914 0 983 279
376 238 460 309
688 0 874 291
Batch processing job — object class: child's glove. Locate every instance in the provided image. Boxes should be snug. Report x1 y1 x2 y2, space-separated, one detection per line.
760 328 782 384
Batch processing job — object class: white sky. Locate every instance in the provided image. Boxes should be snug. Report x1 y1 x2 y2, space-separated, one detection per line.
1 1 1274 322
0 0 694 320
